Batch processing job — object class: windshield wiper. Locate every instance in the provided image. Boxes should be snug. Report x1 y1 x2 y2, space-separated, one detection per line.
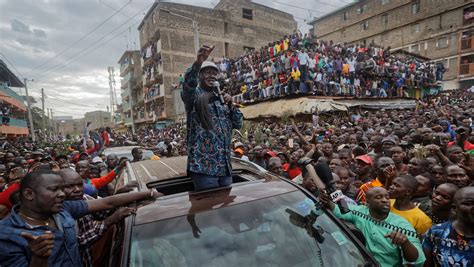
285 208 325 243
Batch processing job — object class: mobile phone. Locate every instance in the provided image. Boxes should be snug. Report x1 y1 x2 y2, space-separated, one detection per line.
288 138 294 148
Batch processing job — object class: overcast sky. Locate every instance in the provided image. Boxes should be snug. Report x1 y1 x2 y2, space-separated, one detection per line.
0 0 351 118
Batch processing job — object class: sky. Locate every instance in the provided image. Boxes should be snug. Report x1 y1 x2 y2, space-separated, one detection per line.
0 0 352 118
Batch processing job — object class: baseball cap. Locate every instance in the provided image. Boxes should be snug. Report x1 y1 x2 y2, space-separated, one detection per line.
355 154 373 165
199 61 219 73
234 148 244 155
381 137 396 145
92 156 103 164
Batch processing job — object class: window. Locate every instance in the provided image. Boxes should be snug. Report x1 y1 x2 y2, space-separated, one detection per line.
381 14 388 25
342 11 348 21
463 6 474 26
152 13 156 24
410 44 420 53
381 0 390 5
411 23 420 33
224 22 228 34
224 42 229 57
361 20 369 30
436 37 449 49
411 2 420 14
357 4 367 14
243 8 253 20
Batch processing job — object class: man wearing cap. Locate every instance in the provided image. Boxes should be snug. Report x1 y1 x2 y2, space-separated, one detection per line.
353 154 374 203
181 44 243 191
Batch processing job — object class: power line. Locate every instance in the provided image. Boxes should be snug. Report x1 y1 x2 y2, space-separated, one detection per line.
32 5 149 80
272 0 326 14
25 0 132 76
47 96 105 109
28 82 106 109
0 52 24 78
99 0 134 19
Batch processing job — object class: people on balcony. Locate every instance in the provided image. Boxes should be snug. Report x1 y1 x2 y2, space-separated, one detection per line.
209 31 445 105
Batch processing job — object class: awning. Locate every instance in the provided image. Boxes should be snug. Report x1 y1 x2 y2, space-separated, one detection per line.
335 98 416 109
241 98 348 119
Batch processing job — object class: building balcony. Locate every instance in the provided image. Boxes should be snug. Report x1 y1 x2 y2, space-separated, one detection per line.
122 72 132 84
0 117 28 136
461 36 473 53
0 83 27 112
459 63 474 76
120 63 133 77
124 117 133 125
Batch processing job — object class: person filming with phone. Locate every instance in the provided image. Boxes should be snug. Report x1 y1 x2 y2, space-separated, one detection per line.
181 44 243 191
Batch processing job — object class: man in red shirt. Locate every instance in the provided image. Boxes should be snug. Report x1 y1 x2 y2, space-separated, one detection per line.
282 151 302 179
76 160 125 191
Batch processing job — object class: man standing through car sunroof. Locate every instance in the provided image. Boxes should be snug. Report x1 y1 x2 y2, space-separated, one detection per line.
181 44 243 191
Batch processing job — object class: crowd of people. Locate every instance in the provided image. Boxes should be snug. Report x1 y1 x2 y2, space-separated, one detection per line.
0 33 472 265
0 86 472 265
213 31 446 104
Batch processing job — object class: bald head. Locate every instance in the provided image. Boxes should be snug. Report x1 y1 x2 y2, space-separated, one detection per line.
366 187 388 201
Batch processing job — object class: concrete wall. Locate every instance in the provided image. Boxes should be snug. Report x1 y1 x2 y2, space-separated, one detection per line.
138 0 297 121
310 0 472 84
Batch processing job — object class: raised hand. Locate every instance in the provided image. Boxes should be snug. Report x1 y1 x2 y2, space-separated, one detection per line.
196 45 215 65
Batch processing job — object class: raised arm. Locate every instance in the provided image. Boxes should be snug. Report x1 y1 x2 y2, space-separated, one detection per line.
85 189 161 214
181 45 215 111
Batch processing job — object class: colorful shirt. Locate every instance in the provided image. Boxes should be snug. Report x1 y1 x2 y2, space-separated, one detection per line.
422 222 474 267
85 168 120 189
332 205 425 267
182 63 243 177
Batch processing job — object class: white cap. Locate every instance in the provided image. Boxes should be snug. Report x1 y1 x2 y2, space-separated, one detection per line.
92 156 103 163
199 61 219 73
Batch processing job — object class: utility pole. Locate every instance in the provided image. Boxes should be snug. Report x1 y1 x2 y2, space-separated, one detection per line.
50 108 55 135
23 78 36 142
47 108 51 138
41 88 46 140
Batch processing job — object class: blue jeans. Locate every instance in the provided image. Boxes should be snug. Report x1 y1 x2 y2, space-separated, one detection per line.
190 172 232 191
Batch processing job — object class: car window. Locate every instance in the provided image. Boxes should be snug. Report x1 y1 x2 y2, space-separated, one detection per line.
129 191 368 267
105 149 154 160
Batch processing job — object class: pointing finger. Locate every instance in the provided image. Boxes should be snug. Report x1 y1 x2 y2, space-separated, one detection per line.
21 232 37 241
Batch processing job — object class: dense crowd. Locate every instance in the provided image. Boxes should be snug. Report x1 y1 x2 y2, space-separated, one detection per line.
213 31 446 104
0 90 474 266
0 38 474 266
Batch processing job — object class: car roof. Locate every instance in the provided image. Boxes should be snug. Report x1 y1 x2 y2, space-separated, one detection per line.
133 179 299 225
103 146 141 153
129 156 267 188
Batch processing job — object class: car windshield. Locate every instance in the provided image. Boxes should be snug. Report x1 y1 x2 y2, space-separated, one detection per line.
130 191 368 267
105 149 154 160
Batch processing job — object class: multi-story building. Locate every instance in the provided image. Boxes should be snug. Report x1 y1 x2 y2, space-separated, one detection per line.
118 50 143 132
53 116 84 136
138 0 297 123
0 60 29 138
309 0 474 89
84 110 111 131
